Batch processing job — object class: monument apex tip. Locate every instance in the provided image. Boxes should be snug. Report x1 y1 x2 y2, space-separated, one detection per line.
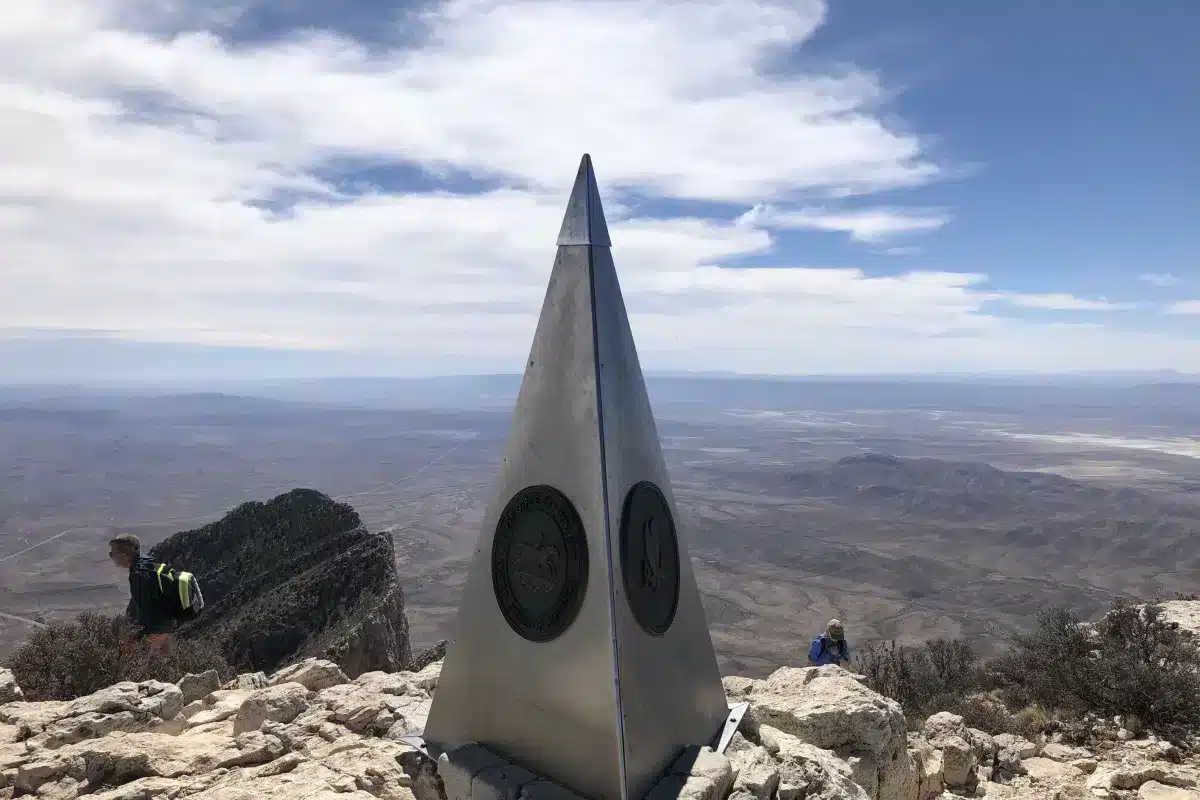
557 153 611 247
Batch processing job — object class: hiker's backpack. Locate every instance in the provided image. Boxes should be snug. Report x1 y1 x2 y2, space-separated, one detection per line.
812 634 846 662
153 563 205 622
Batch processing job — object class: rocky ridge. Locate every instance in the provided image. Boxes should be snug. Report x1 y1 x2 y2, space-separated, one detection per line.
148 488 413 677
2 648 1197 800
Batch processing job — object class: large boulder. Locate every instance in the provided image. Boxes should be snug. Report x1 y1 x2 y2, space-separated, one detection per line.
177 670 222 706
742 666 917 800
1138 782 1200 800
233 683 312 735
268 659 350 693
183 688 257 731
647 746 735 800
907 734 944 800
725 733 781 800
922 712 978 791
757 725 871 800
992 732 1036 780
920 712 999 792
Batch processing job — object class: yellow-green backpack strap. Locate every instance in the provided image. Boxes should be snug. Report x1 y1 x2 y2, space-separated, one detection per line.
178 572 192 610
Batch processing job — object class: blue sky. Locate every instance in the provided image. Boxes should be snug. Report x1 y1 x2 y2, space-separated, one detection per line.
808 3 1198 307
1 0 1197 383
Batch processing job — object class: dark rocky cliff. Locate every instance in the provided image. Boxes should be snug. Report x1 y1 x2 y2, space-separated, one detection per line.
147 488 412 677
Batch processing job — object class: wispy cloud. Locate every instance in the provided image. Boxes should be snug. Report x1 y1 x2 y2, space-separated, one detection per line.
0 0 1193 374
739 204 951 244
1165 301 1200 315
992 293 1135 311
1140 272 1180 288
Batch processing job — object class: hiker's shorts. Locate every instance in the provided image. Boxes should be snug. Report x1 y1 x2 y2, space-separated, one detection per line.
147 633 173 653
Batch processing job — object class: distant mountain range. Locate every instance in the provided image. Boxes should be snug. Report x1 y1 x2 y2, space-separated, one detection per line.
785 453 1180 525
697 452 1200 598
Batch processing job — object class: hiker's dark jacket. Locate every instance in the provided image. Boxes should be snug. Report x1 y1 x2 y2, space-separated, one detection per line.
127 556 175 635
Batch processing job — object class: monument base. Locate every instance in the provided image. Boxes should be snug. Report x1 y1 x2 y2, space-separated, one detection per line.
402 703 748 800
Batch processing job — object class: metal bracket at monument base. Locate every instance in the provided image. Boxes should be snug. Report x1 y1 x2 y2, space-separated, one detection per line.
396 734 439 761
712 703 749 755
402 703 749 800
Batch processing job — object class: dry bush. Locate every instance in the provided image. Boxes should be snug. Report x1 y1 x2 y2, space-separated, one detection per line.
1010 705 1055 740
857 640 923 711
941 693 1018 737
859 598 1200 742
5 612 233 701
925 638 980 697
857 637 985 724
987 606 1097 715
990 600 1200 743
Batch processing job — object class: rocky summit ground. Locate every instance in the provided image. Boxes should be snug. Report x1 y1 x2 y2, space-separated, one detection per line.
2 643 1198 800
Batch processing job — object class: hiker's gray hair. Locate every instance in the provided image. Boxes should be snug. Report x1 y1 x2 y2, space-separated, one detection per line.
109 533 141 559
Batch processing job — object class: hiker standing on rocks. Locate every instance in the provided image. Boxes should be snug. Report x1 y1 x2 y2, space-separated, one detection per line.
807 618 853 670
108 534 204 656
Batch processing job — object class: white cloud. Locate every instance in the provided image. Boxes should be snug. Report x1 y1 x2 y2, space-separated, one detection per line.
1165 301 1200 315
737 204 951 243
993 293 1135 312
1140 272 1180 288
1 0 1196 375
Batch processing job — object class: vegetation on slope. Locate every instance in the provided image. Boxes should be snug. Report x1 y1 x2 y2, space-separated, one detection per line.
858 597 1200 744
4 612 232 701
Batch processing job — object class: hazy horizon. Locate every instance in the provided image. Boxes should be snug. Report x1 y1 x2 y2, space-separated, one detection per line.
4 370 1199 394
2 337 1197 390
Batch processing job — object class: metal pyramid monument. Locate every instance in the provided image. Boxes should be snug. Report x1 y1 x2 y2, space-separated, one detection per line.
422 155 729 800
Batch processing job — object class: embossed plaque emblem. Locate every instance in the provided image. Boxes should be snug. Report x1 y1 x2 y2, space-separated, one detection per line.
492 485 589 642
619 481 680 636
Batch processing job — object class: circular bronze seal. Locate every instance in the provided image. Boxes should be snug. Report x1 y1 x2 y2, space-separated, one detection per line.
491 485 589 643
619 481 680 637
